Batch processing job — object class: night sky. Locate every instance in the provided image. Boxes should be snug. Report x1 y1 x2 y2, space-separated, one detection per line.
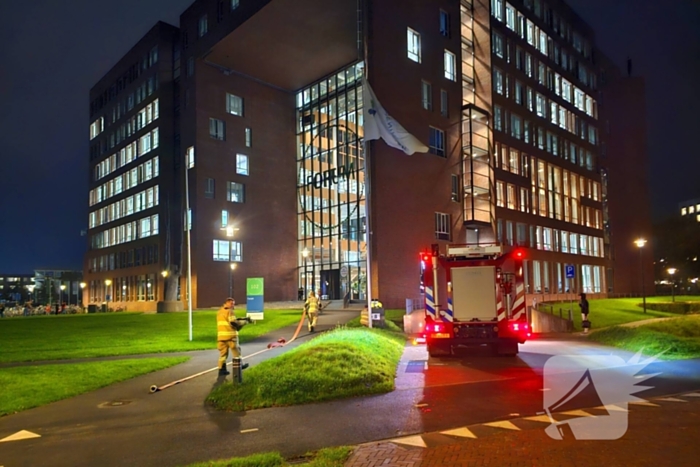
1 0 698 273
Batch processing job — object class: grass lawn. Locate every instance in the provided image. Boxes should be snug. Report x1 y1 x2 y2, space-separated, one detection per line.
0 309 302 364
588 315 700 360
185 446 353 467
0 357 188 416
206 327 406 412
537 297 679 331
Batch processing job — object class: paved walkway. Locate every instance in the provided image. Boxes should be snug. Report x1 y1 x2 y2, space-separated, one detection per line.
344 392 700 466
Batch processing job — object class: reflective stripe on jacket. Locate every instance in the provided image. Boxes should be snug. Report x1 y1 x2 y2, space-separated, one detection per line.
305 297 319 314
217 306 237 341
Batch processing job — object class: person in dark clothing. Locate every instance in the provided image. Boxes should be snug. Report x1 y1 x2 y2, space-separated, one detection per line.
579 293 590 322
298 287 304 301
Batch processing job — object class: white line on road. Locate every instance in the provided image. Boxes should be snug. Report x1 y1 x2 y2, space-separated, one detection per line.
240 428 259 434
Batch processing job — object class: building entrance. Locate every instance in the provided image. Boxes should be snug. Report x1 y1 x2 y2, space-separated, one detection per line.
320 269 341 300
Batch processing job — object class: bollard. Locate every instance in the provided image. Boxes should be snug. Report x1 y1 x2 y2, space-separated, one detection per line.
232 357 243 384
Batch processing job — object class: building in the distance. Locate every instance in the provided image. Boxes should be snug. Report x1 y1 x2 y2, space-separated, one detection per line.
679 198 700 222
0 274 34 303
84 0 651 309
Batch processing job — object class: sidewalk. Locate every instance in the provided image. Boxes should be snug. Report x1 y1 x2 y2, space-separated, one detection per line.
345 392 700 466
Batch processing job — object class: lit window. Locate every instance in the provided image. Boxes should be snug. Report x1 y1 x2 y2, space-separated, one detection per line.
493 68 504 95
421 81 432 110
198 15 208 37
511 114 522 139
186 146 195 169
236 154 249 175
213 240 230 261
690 205 696 214
231 241 242 262
492 32 504 58
231 0 240 10
221 210 228 228
407 28 421 63
444 50 456 81
227 181 245 203
226 93 244 116
245 127 252 147
429 127 445 157
90 117 104 140
435 212 450 240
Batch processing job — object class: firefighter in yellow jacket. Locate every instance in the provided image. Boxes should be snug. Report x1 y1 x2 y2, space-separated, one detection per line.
217 298 250 376
304 291 320 332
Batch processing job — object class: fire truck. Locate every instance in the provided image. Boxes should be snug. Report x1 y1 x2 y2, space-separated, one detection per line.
420 243 531 357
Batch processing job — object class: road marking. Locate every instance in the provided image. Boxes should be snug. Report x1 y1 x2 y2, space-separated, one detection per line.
441 427 477 438
683 392 700 397
390 435 427 448
655 397 687 403
629 401 659 407
483 420 520 430
0 430 41 443
240 428 259 434
524 415 553 423
560 410 594 417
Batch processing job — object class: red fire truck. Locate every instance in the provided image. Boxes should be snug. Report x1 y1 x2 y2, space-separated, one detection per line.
421 243 531 357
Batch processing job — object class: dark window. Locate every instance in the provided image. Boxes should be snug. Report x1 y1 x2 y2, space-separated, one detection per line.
209 118 225 140
429 127 446 157
451 175 460 202
439 10 450 37
205 178 215 198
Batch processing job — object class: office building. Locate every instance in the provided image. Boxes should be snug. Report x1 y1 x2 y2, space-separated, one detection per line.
85 0 651 309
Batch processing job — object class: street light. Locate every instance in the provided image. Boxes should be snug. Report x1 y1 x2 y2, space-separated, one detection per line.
80 282 86 307
229 263 237 298
161 270 169 278
635 238 647 314
60 284 66 306
668 268 677 302
104 279 112 303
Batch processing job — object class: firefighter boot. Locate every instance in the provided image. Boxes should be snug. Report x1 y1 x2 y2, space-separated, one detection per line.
218 364 230 376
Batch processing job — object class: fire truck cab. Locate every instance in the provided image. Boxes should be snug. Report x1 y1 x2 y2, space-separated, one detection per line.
421 243 531 357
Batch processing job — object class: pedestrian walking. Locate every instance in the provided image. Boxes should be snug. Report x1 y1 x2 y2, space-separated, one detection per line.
298 286 304 301
304 291 320 332
579 293 590 323
216 298 250 376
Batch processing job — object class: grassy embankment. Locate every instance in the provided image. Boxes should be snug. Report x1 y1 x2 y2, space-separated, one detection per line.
589 314 700 360
185 446 353 467
206 319 406 412
536 297 690 331
0 357 188 416
0 308 302 363
0 309 301 415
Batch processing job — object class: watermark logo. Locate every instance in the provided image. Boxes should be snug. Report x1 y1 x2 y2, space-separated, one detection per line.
542 351 660 440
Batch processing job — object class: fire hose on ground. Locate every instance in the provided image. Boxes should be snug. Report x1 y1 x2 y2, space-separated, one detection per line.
149 311 308 393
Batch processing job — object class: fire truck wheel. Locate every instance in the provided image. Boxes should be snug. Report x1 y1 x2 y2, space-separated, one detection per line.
494 340 518 357
428 343 451 358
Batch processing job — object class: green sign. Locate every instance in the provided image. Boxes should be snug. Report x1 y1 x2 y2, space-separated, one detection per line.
246 278 264 320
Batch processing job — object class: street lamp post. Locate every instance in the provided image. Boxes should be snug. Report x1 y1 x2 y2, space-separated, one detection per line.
60 284 66 307
668 268 677 302
635 238 647 314
104 279 112 305
79 282 86 308
229 263 237 298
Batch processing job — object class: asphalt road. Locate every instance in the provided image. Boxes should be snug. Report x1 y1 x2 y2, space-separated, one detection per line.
1 325 699 467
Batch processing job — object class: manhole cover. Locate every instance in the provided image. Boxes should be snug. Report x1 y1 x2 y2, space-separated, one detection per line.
99 400 132 408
